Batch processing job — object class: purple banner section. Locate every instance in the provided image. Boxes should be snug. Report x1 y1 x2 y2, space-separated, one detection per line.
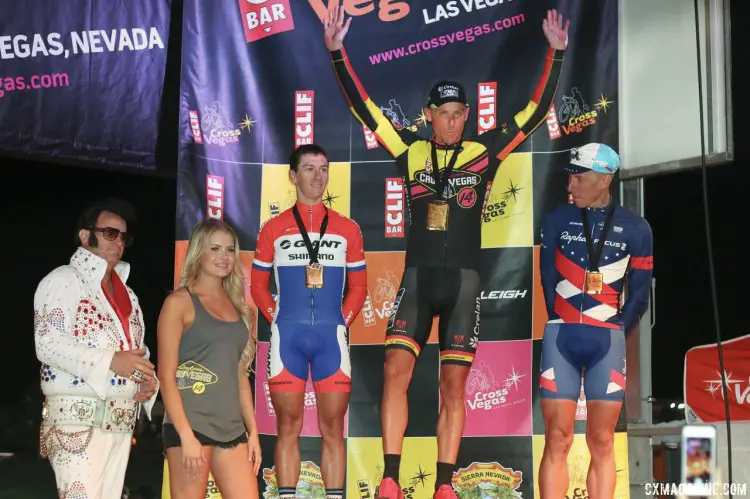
0 1 171 170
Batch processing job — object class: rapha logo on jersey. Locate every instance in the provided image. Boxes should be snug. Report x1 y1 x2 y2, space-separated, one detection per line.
200 101 254 147
189 110 203 144
363 124 378 149
480 289 527 300
452 463 523 499
206 175 224 220
546 102 561 140
385 178 405 238
238 0 295 43
483 178 524 223
477 82 497 135
465 361 527 412
295 90 314 147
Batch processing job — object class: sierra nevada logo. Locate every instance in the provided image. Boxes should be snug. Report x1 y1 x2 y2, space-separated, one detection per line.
263 462 325 499
453 462 523 499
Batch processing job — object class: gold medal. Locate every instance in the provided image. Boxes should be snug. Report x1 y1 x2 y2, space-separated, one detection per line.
584 271 604 295
305 263 324 289
426 200 449 231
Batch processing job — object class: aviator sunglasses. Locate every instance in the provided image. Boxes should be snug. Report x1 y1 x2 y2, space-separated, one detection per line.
91 226 133 247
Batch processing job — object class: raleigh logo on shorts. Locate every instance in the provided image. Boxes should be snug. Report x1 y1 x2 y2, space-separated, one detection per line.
238 0 295 43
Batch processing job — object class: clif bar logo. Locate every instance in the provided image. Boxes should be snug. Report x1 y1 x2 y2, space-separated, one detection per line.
238 0 295 43
477 82 497 135
384 178 405 238
206 175 224 220
295 90 314 147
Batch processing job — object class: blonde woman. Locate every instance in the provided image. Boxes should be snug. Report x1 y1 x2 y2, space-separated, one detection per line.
158 219 261 498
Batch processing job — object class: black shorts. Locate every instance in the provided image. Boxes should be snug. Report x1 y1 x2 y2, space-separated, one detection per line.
162 423 248 452
384 266 480 367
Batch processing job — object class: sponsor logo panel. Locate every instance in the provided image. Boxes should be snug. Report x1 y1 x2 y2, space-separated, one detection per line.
481 152 533 249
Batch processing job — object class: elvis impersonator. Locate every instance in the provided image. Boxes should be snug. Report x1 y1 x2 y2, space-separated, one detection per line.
34 198 158 499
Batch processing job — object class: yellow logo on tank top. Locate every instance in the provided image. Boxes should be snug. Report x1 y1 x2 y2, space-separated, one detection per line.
176 360 219 395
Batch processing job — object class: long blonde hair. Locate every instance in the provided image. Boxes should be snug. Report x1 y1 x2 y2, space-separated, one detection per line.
178 219 257 373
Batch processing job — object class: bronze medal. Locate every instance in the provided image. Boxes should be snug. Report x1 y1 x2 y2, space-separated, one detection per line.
584 271 604 295
426 200 449 231
305 263 324 289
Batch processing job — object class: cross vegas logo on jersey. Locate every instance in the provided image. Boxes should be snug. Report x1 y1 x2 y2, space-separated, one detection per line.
477 82 497 135
238 0 295 43
206 175 224 220
295 90 314 147
384 178 405 238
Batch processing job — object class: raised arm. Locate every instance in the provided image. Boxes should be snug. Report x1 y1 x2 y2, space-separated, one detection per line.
324 4 418 159
342 220 368 327
251 222 277 324
479 10 569 165
621 220 654 334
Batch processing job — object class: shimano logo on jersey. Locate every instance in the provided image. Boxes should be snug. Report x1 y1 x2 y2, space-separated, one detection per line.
559 231 586 243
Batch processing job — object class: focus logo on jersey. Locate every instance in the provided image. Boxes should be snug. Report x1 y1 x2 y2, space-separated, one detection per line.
384 178 405 238
238 0 295 43
294 90 314 147
206 175 224 220
477 82 497 135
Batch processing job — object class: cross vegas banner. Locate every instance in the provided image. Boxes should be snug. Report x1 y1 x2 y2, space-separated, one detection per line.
174 1 624 497
0 1 170 170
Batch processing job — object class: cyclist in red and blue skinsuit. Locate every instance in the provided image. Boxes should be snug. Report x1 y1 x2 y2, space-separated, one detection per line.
538 143 653 499
251 144 367 499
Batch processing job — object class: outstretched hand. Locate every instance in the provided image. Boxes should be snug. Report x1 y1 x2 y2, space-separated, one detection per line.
323 3 352 51
542 9 570 50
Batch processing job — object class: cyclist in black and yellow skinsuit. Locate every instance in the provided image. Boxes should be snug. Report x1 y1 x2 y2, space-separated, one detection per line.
324 6 570 499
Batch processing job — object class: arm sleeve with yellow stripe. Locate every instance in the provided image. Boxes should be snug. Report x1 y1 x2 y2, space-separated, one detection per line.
478 47 565 163
329 48 419 161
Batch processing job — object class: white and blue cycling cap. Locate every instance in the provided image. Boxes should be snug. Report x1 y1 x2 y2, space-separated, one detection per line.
564 143 620 175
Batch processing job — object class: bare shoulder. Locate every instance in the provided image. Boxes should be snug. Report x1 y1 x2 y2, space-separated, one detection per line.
162 288 193 314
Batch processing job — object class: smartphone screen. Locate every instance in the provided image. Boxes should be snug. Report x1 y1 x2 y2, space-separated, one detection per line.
684 437 713 485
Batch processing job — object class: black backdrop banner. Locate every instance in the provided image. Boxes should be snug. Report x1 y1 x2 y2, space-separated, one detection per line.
0 1 171 170
173 1 625 498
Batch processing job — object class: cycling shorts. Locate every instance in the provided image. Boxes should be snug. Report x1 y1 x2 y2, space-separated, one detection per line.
539 323 626 402
384 266 480 367
267 321 351 393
